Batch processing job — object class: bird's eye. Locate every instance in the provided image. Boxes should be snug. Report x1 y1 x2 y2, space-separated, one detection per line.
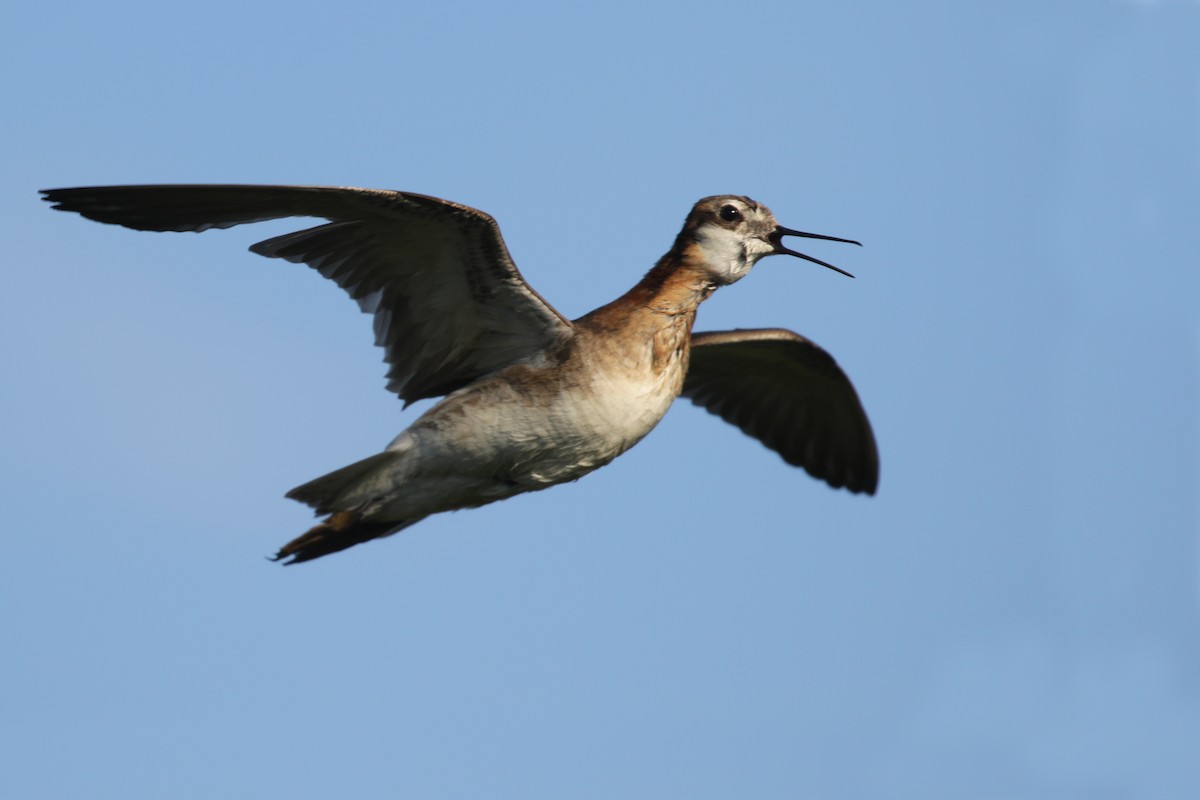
719 204 742 223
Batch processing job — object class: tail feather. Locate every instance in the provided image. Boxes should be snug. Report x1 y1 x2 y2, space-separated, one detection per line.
285 451 399 514
278 451 410 563
273 511 412 565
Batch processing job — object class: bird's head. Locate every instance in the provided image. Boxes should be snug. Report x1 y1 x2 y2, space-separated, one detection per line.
680 195 860 286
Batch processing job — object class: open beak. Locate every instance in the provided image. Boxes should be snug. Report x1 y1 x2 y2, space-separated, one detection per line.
768 225 862 278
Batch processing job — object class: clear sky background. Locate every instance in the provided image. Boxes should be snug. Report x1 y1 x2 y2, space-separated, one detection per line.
3 1 1198 798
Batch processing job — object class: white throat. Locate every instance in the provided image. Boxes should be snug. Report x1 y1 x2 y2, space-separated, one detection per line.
694 224 771 284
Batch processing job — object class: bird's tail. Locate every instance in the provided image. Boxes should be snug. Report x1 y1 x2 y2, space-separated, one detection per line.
272 510 412 565
276 451 409 564
285 451 399 514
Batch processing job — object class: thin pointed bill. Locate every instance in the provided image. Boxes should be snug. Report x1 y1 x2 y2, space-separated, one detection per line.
769 225 862 278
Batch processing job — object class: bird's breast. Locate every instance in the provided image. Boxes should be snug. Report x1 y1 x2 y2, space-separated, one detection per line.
403 323 690 487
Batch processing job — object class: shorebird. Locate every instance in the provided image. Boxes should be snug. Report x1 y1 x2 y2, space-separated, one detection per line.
42 185 878 563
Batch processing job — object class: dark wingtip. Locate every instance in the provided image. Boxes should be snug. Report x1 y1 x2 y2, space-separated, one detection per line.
39 188 68 209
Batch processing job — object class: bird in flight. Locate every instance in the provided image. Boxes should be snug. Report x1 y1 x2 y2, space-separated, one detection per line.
42 185 878 563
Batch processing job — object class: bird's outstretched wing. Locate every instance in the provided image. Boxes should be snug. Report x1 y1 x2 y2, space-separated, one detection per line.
41 184 574 403
682 328 879 494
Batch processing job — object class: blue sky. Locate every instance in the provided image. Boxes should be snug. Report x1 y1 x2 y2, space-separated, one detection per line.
4 1 1199 797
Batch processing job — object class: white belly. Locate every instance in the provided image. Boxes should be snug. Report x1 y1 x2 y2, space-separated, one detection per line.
391 360 681 489
524 368 679 481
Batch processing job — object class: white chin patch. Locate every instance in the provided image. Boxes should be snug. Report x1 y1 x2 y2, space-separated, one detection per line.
696 224 755 283
745 237 775 259
726 267 751 285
